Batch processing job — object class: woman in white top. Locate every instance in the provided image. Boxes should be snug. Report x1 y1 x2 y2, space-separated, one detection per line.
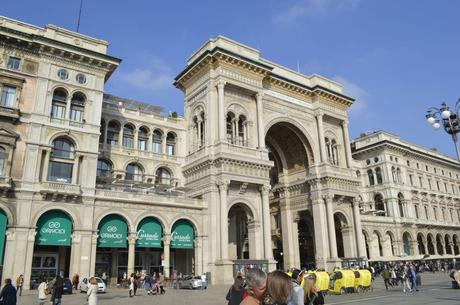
37 278 48 305
87 277 98 305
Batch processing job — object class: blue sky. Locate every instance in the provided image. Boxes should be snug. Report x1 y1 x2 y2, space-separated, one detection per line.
4 0 460 159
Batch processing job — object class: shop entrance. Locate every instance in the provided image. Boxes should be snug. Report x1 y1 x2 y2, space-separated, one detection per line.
32 210 73 289
170 219 195 276
136 217 164 276
95 214 128 285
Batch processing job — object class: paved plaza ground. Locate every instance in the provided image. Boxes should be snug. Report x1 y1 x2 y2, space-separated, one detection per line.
16 272 459 305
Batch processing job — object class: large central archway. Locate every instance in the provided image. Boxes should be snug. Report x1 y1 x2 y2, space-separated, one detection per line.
265 121 315 270
228 203 253 260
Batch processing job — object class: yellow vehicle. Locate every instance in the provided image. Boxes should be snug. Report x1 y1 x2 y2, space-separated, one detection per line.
329 270 355 294
353 269 372 293
301 271 330 293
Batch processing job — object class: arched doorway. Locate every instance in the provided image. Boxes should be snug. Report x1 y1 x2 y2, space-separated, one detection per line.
402 232 412 256
417 233 426 255
265 121 314 269
334 213 347 258
136 217 164 274
427 234 435 255
436 234 444 255
95 214 128 285
170 219 195 275
32 210 73 288
298 212 315 269
228 204 253 260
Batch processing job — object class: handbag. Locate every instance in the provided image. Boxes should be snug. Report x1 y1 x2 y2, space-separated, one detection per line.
308 294 317 305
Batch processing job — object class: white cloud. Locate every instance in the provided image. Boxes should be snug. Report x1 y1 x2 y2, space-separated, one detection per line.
332 75 369 115
273 0 362 27
115 56 174 90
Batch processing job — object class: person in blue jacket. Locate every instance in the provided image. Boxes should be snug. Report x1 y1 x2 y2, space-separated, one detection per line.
0 278 17 305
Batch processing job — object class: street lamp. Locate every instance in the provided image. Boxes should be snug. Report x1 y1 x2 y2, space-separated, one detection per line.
425 99 460 163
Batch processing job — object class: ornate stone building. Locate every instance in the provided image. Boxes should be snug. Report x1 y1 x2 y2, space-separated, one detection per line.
0 16 458 288
352 131 460 262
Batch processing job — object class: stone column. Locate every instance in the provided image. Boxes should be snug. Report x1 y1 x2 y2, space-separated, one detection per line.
260 184 274 260
424 241 429 255
315 111 327 163
163 235 170 278
133 128 139 150
352 199 366 258
280 200 296 270
65 96 72 119
325 195 338 258
41 149 51 181
218 180 229 260
247 220 259 259
194 236 202 275
217 81 226 143
161 134 167 154
197 118 203 147
127 233 136 276
118 125 123 146
450 243 455 256
256 92 265 149
69 232 81 278
312 195 330 269
72 153 81 184
103 121 108 147
341 120 353 168
89 233 98 278
292 217 301 269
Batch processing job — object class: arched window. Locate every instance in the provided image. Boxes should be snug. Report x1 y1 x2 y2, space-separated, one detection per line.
70 92 85 122
51 88 67 118
417 234 425 255
122 124 135 148
433 207 438 221
226 112 235 144
374 194 385 215
0 147 6 176
96 159 112 178
125 163 143 181
155 167 172 185
391 166 396 182
138 127 149 151
166 132 176 155
152 129 163 153
99 119 105 144
331 139 338 165
396 168 402 183
375 167 383 184
424 206 429 220
107 121 120 145
367 169 375 186
414 205 419 219
398 193 405 218
238 115 247 146
48 138 75 183
193 111 206 149
403 233 411 256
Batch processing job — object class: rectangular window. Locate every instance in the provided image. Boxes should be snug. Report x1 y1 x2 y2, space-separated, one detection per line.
48 161 73 183
51 102 66 118
70 105 84 122
418 177 423 188
409 175 413 186
167 144 174 155
138 140 147 151
106 132 118 145
7 57 21 70
0 86 16 107
428 179 432 190
153 142 161 153
122 137 133 148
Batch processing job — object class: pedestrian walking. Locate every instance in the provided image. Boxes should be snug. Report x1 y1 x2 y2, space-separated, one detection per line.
51 275 64 305
287 269 304 305
303 274 325 305
87 277 98 305
240 268 267 305
14 275 23 297
382 267 392 290
402 266 412 293
409 265 419 292
225 273 244 305
390 268 398 286
0 278 17 305
101 272 107 286
71 274 79 291
129 273 135 297
201 273 207 290
158 272 166 294
265 271 292 305
37 277 49 305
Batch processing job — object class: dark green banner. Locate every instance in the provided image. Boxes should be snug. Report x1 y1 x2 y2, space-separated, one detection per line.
98 215 127 248
136 218 162 248
35 211 72 246
171 220 194 249
0 210 7 265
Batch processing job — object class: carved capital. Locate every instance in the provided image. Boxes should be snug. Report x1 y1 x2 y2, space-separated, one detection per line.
260 184 271 194
217 80 226 90
314 110 324 118
322 194 334 202
256 92 264 102
217 179 230 191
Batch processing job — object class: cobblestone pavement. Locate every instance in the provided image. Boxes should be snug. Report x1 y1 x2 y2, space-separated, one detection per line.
16 272 458 305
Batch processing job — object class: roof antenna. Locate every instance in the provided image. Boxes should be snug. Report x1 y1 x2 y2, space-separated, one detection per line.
76 0 84 32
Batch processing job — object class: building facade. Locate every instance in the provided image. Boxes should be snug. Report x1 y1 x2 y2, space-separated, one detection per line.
0 17 458 288
352 131 460 262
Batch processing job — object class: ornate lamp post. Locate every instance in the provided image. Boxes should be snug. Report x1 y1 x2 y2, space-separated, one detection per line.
425 99 460 163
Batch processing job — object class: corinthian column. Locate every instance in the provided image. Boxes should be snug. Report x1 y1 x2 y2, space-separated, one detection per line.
341 120 353 168
218 180 230 260
315 111 327 163
256 93 265 149
325 195 338 258
352 199 366 258
217 81 226 143
260 184 273 260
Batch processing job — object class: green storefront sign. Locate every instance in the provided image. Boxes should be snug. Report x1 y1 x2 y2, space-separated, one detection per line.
0 210 7 265
98 215 127 248
35 211 72 246
136 218 162 248
171 220 194 249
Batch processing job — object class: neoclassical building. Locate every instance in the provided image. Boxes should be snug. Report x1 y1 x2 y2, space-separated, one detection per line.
0 16 458 288
352 131 460 262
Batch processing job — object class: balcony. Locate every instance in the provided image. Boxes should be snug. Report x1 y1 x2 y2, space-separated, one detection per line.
99 143 180 162
40 181 81 201
0 105 20 122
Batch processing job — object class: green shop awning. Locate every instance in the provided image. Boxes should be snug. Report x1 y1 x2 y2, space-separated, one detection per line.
0 210 7 265
35 210 72 246
171 220 194 249
136 217 162 248
98 215 127 248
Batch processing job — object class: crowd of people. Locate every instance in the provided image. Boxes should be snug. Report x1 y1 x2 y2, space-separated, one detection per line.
226 268 325 305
